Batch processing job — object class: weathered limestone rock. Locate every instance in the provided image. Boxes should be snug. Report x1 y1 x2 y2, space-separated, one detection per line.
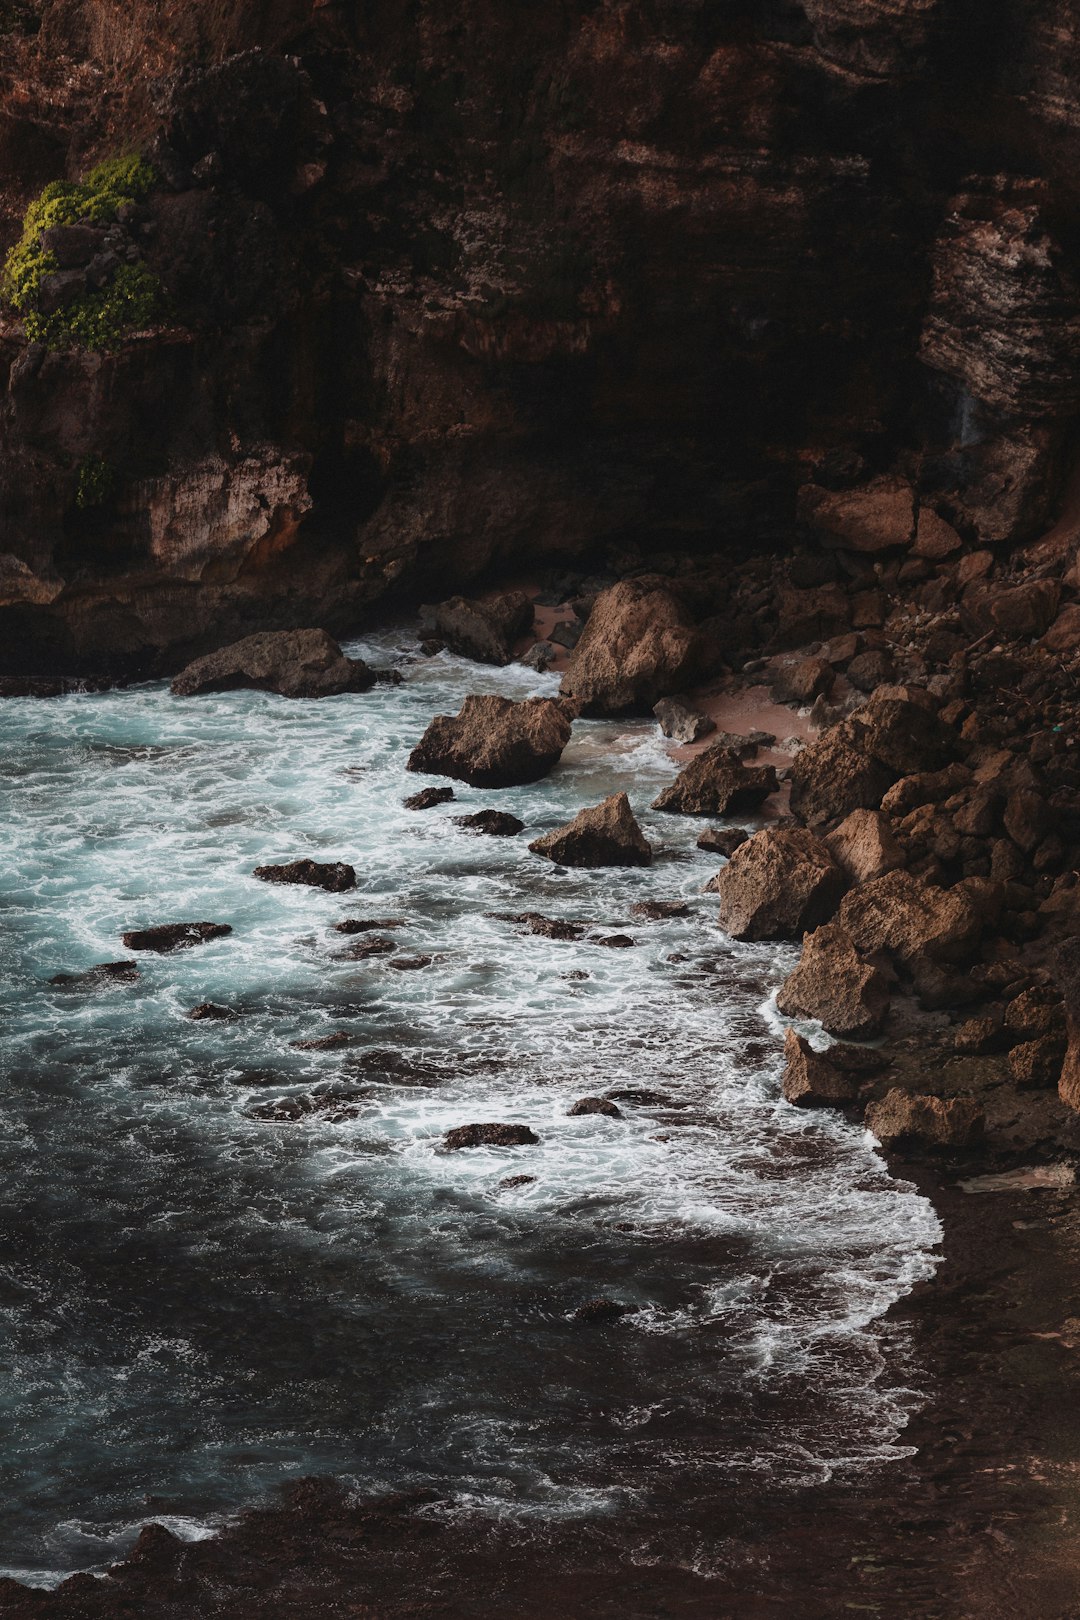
172 629 374 699
838 870 981 965
865 1087 984 1148
653 745 777 817
781 1027 859 1108
825 809 904 885
559 580 700 716
407 695 573 788
418 592 534 665
529 792 652 867
454 810 525 836
775 921 891 1037
714 826 846 941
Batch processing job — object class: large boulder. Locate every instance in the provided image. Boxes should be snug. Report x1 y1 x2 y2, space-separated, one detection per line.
797 476 916 554
714 827 846 941
864 1088 984 1148
790 692 950 825
652 745 778 817
529 792 652 867
559 580 701 715
775 921 890 1037
825 809 904 885
418 592 534 665
838 870 981 966
781 1028 860 1108
407 695 573 788
171 629 376 698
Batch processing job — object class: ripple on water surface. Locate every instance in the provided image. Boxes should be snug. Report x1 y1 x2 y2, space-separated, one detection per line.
0 632 941 1582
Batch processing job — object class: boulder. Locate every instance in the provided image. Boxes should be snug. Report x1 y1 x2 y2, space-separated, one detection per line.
781 1028 860 1108
549 619 582 650
403 786 454 810
121 922 232 951
573 1298 630 1324
967 578 1061 640
454 810 525 836
825 809 904 885
1040 602 1080 654
334 917 407 934
49 960 140 988
529 792 652 867
188 1001 238 1020
653 697 716 744
171 629 376 698
791 693 951 824
653 744 778 817
253 860 356 892
593 933 636 947
444 1123 539 1149
630 900 690 920
769 656 833 706
559 580 701 715
696 826 749 857
1004 987 1065 1040
864 1087 984 1148
797 476 916 554
1008 1036 1067 1088
389 955 433 970
838 870 981 965
775 921 890 1037
568 1097 622 1117
407 695 573 788
714 827 846 941
520 640 556 672
418 591 534 665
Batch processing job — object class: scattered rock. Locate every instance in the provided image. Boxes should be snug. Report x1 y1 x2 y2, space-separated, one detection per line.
593 934 637 947
171 629 377 699
291 1031 356 1050
407 695 573 787
912 507 963 560
334 918 407 934
559 579 701 715
1004 987 1065 1040
499 1174 537 1189
775 921 891 1037
338 934 399 959
188 1001 237 1021
529 792 652 867
790 693 950 825
389 955 433 970
653 697 716 744
846 649 896 693
769 656 833 705
454 810 525 836
492 912 586 940
714 827 847 941
864 1087 984 1148
696 826 749 858
568 1097 622 1117
606 1087 673 1105
49 960 140 988
781 1028 860 1108
121 922 232 952
444 1123 539 1149
630 900 690 919
652 744 778 817
825 809 905 886
573 1298 629 1324
549 619 582 650
838 870 981 965
253 860 356 893
953 1014 1005 1054
403 786 455 810
418 591 534 664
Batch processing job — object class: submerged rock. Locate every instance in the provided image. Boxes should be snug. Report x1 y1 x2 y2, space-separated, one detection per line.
49 960 140 988
630 900 690 920
337 934 398 959
652 745 777 817
499 1174 537 1189
573 1298 630 1324
491 911 586 940
838 869 981 965
418 592 534 665
560 580 701 715
251 1089 364 1124
188 1001 238 1021
388 955 433 970
444 1123 539 1149
714 827 846 941
121 922 232 952
454 810 525 836
696 826 750 858
291 1031 356 1050
254 860 356 892
775 921 891 1038
403 786 455 810
171 629 377 699
407 694 573 788
593 933 637 947
529 792 652 867
334 917 407 933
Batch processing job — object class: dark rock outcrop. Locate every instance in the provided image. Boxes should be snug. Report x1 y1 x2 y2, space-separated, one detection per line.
568 1097 622 1117
653 746 778 818
407 696 573 788
254 860 356 892
443 1123 539 1150
403 786 455 810
121 922 232 951
454 810 525 836
418 592 533 665
714 827 847 941
49 960 140 988
172 631 375 698
529 792 652 867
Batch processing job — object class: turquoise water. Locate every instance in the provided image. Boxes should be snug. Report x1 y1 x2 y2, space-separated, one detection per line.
0 632 940 1584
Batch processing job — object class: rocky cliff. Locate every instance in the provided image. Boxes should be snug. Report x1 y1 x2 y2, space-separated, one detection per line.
2 0 1080 672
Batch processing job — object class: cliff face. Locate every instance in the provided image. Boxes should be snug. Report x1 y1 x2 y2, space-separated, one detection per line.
2 0 1080 672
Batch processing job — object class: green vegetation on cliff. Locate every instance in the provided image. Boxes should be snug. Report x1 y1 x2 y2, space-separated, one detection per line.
2 155 162 349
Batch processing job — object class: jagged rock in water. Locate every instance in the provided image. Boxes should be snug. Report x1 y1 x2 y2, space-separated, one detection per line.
865 1087 984 1148
418 592 534 665
568 1097 622 1117
490 912 586 941
573 1298 629 1324
653 697 716 744
334 918 407 934
188 1002 238 1021
172 630 376 699
714 827 847 942
407 695 573 788
454 810 525 836
388 955 433 970
781 1028 860 1108
403 786 454 810
49 960 140 988
443 1123 539 1150
560 581 701 716
254 860 356 893
775 921 891 1038
529 792 652 868
696 826 750 858
653 745 778 817
121 922 232 952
